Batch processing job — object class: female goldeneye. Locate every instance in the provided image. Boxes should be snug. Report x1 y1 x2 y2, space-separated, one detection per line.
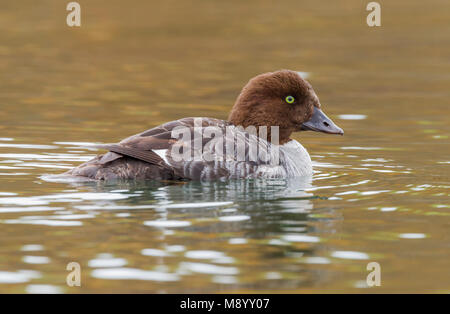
63 70 343 181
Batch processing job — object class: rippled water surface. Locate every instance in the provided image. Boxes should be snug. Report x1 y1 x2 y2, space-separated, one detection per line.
0 0 449 293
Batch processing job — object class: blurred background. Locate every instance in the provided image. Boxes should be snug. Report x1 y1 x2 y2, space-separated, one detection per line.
0 0 448 293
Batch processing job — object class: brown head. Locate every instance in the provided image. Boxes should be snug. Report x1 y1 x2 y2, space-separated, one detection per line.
228 70 343 144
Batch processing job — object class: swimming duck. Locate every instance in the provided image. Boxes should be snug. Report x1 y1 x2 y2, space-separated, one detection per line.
64 70 343 181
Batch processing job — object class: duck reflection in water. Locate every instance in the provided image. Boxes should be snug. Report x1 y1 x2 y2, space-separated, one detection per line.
64 177 341 291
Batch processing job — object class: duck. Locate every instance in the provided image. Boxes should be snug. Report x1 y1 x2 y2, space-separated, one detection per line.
63 70 343 181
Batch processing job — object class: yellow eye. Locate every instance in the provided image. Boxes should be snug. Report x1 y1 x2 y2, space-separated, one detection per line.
285 95 295 104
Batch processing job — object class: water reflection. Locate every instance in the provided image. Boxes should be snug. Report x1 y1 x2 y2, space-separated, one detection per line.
1 175 344 292
68 178 335 291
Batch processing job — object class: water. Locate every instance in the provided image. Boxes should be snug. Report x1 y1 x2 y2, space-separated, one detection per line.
0 0 449 293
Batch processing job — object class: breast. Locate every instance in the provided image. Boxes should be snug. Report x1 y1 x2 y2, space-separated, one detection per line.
278 140 313 177
220 139 312 180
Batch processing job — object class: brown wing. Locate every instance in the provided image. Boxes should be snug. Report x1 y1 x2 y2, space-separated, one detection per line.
92 117 281 180
96 144 169 170
94 117 229 169
75 117 288 180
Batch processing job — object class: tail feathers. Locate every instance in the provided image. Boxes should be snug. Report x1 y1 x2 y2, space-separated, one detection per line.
66 154 177 180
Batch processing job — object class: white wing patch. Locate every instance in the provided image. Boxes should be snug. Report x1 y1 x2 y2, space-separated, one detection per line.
153 149 169 164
